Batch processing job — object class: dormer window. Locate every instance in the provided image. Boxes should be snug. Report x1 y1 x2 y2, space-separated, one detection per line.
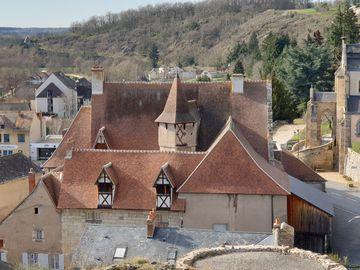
96 171 113 208
94 127 109 149
154 163 175 210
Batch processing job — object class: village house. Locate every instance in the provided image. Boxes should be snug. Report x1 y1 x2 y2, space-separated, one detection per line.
35 72 91 118
0 111 44 157
0 153 42 221
0 169 63 269
0 66 334 269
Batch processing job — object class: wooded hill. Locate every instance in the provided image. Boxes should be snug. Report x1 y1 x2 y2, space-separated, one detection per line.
0 0 334 80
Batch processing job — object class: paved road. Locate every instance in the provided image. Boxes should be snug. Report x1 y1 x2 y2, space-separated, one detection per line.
272 124 305 149
326 180 360 266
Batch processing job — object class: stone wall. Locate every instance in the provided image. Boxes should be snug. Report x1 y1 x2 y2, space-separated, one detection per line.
176 245 347 270
344 147 360 182
294 141 334 170
61 209 183 267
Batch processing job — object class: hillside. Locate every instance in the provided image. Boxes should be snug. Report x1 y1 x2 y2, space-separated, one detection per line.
0 0 335 81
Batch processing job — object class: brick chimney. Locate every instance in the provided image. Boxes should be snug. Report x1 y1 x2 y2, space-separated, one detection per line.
146 208 157 238
91 64 104 95
28 168 36 194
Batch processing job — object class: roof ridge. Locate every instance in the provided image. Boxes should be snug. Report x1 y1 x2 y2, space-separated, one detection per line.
73 148 206 155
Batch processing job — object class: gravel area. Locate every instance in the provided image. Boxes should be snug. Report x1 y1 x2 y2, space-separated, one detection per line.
194 251 324 270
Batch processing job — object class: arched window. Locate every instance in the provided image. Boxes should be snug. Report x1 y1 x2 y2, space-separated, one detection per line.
356 121 360 137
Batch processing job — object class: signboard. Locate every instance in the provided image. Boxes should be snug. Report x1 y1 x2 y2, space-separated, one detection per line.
0 145 18 150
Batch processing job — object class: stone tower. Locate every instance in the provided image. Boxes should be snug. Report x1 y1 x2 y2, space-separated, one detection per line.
155 75 200 151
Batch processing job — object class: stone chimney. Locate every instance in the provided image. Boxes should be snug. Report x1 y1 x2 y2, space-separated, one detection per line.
91 65 104 95
273 218 294 248
231 74 244 94
146 208 157 238
28 168 36 194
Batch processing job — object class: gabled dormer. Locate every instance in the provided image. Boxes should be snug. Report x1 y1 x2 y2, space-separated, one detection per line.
153 163 175 210
155 75 200 152
93 127 109 149
95 162 115 208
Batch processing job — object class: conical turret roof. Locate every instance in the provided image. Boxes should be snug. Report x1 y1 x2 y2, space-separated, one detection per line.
155 74 195 124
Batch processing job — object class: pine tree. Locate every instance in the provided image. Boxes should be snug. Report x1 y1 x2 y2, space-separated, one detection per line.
226 42 248 64
233 59 245 74
149 44 159 68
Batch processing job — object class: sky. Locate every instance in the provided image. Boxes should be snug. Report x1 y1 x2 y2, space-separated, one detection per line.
0 0 199 28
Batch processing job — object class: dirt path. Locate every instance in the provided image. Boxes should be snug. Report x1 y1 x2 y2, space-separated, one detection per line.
272 124 305 149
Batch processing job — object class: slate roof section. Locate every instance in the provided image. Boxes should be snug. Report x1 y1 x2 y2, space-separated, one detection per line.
313 92 336 103
289 176 334 216
0 102 31 111
58 149 204 210
274 150 326 183
53 71 76 89
178 119 290 195
347 44 360 71
0 153 42 183
43 106 92 168
155 75 196 124
71 225 269 268
91 80 269 158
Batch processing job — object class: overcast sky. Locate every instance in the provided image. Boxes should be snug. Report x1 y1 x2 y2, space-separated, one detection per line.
0 0 200 28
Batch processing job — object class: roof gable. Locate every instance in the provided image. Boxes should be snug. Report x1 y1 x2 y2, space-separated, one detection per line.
178 119 290 195
153 162 176 188
36 82 64 98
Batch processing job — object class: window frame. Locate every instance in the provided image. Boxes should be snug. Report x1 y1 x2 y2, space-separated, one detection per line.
17 133 25 143
3 134 9 143
28 253 38 266
155 172 172 210
49 253 60 270
96 171 114 208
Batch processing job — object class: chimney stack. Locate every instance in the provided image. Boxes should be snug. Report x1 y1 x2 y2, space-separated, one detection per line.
91 64 104 95
28 168 36 194
231 74 244 94
146 208 157 238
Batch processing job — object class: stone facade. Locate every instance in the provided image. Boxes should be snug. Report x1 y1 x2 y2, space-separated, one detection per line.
296 141 335 170
344 147 360 182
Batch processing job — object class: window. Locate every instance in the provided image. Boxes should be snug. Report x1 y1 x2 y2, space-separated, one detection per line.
155 172 172 209
28 253 38 266
38 148 56 160
34 207 39 215
97 172 113 208
47 89 53 113
2 150 13 156
356 121 360 137
33 229 44 242
49 254 60 270
17 134 25 143
3 134 9 142
85 212 101 223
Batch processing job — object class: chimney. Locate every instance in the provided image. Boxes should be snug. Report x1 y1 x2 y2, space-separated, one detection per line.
146 208 157 238
231 74 244 94
91 65 104 95
341 36 347 69
28 168 36 194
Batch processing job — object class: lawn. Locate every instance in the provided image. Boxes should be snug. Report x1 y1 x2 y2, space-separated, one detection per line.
293 8 319 15
321 121 332 136
291 128 305 141
352 142 360 154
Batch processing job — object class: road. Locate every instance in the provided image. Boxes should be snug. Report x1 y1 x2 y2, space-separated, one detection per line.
272 123 305 149
323 176 360 266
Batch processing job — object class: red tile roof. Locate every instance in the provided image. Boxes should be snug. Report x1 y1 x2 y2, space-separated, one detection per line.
274 150 326 183
58 149 205 210
178 119 290 195
43 106 92 168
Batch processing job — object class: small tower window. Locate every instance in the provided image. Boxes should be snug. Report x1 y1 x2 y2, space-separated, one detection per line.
96 171 113 208
155 172 172 209
356 121 360 137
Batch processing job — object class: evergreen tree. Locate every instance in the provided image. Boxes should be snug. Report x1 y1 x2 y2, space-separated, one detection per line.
248 32 261 60
226 42 248 64
272 76 299 122
233 59 245 74
277 42 334 102
328 2 359 56
149 44 159 68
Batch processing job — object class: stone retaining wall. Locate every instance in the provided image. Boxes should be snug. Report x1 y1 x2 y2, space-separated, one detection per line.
294 141 334 170
344 147 360 182
176 245 347 270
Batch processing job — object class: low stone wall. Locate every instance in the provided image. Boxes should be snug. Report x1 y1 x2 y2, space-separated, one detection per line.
344 148 360 182
293 141 334 170
176 245 347 270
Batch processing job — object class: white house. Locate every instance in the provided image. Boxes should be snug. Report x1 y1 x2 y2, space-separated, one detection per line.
35 72 91 118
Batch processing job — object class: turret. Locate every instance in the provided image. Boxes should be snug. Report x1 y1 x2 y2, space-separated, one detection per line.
155 75 200 151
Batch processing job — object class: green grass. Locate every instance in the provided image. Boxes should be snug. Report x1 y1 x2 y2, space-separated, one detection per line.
289 8 319 14
293 118 305 125
290 128 305 141
352 142 360 154
321 121 332 136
